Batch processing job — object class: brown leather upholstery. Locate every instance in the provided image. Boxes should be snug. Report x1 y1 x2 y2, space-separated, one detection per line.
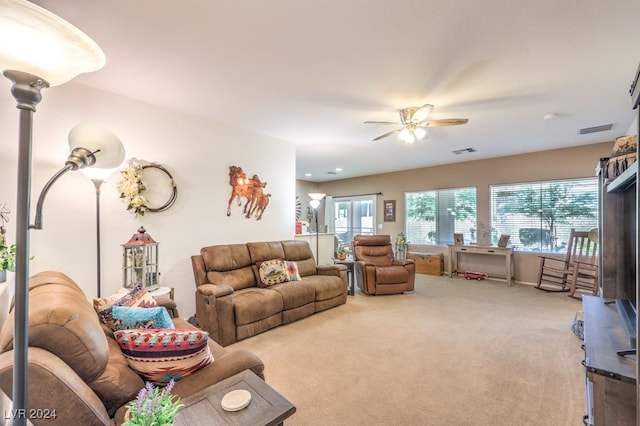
353 235 416 295
192 240 348 346
0 271 265 425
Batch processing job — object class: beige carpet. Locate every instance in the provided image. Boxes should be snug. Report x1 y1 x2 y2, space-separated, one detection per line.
229 274 585 426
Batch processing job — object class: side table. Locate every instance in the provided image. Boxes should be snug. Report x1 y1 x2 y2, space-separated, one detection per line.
174 370 296 426
333 258 356 296
149 286 180 318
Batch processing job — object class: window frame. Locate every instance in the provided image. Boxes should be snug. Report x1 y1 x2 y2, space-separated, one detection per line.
404 186 478 245
489 177 599 253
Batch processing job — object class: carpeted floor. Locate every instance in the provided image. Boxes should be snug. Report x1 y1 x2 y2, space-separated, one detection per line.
229 274 586 425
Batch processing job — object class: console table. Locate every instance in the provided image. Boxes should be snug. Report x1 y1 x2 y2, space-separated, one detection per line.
447 244 514 286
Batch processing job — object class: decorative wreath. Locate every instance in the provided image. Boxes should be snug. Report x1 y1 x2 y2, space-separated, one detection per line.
118 160 177 216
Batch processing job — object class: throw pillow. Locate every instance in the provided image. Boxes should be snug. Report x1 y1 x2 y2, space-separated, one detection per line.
112 306 175 331
257 258 289 288
94 283 158 329
285 261 301 281
114 328 213 385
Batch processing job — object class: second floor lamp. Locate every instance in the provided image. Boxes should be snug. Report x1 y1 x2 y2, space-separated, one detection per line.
308 192 326 265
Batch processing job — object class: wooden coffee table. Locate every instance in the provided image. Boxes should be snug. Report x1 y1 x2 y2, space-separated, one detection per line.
174 370 296 425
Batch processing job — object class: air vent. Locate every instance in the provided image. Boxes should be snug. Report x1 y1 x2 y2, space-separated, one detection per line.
452 147 476 155
579 124 614 135
326 171 338 175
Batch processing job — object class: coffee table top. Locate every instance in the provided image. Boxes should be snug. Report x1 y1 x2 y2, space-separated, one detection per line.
174 370 296 426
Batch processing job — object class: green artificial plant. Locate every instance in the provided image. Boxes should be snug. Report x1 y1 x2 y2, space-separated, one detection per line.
124 379 184 426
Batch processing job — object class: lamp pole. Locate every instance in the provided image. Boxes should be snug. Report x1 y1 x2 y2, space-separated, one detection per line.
308 193 326 265
92 179 104 297
5 70 47 424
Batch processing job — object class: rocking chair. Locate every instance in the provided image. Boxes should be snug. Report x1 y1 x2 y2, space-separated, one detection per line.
535 228 599 297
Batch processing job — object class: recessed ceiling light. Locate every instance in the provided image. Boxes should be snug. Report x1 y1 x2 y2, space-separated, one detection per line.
335 168 342 172
305 173 312 177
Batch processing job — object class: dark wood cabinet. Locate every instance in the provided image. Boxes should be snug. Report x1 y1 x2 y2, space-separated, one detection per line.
582 64 639 426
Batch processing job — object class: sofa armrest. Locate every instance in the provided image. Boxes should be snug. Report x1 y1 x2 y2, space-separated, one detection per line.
171 348 265 398
197 283 234 298
393 259 415 267
0 347 111 425
195 284 236 347
316 264 347 277
191 254 208 286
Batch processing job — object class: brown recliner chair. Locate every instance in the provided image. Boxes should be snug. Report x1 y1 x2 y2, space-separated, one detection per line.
353 235 416 295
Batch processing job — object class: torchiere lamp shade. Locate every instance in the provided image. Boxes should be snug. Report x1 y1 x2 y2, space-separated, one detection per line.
0 0 105 86
68 123 125 179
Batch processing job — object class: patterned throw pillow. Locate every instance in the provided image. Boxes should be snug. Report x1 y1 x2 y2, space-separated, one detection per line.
94 284 158 329
114 329 214 385
112 306 175 331
285 261 301 281
257 258 289 288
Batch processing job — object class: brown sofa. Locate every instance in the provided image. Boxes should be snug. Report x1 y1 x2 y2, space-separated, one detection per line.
353 234 416 295
191 240 348 346
0 271 264 426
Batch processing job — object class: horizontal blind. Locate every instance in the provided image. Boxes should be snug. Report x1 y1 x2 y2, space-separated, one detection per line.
490 178 598 252
405 187 477 244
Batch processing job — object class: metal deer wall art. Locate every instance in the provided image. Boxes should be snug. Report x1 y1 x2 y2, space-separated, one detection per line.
227 166 271 220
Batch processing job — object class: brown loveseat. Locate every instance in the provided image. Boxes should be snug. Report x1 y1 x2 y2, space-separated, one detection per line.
0 271 264 425
192 240 348 346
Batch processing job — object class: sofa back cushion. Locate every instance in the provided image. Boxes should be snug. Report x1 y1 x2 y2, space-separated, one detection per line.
201 244 256 291
281 240 317 277
0 271 109 383
353 234 394 267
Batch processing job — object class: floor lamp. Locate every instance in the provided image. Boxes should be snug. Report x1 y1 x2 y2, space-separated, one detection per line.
69 124 125 298
0 1 106 423
308 193 326 265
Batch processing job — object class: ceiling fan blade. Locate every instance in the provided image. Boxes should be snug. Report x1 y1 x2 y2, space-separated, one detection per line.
423 118 469 127
372 128 402 141
411 104 434 123
364 120 403 125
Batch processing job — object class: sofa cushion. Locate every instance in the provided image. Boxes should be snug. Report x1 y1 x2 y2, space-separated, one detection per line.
94 284 157 329
114 329 213 385
88 337 146 417
375 266 410 284
257 258 289 287
269 281 315 310
0 271 110 384
301 275 346 301
201 244 257 291
285 261 302 281
111 306 174 331
247 241 286 263
233 288 283 326
281 240 317 277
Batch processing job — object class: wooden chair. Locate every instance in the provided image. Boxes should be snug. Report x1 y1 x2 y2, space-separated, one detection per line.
535 228 599 295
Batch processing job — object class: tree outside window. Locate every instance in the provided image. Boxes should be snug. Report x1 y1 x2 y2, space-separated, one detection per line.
406 187 477 244
490 178 598 252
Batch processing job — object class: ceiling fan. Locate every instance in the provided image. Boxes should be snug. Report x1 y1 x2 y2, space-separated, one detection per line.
365 104 468 143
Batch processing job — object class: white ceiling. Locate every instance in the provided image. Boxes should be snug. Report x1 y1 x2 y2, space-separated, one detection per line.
26 0 640 182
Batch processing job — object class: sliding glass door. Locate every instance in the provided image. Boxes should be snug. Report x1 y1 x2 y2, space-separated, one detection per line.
333 196 376 244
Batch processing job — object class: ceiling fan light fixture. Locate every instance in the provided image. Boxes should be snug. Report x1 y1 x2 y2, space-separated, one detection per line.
399 127 412 143
414 127 427 140
411 104 434 123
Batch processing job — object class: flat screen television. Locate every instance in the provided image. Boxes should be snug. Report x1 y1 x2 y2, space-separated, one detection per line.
607 168 637 350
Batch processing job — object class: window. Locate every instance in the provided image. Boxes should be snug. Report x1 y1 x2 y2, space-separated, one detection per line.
490 178 598 252
333 196 376 244
405 187 477 245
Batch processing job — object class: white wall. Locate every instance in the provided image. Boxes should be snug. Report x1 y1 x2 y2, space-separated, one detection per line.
0 83 296 319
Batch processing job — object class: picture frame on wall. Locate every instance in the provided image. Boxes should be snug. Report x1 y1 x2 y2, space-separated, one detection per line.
498 234 511 248
454 233 464 245
384 200 396 222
